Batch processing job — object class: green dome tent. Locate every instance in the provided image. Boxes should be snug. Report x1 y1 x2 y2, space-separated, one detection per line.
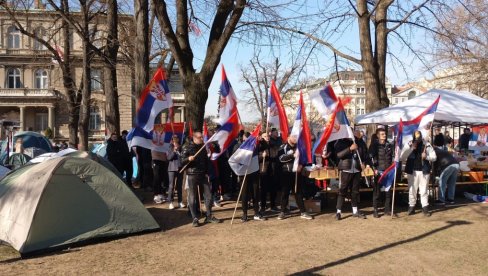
0 157 159 256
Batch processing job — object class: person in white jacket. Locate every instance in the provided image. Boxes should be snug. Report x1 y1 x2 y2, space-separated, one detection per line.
400 130 437 216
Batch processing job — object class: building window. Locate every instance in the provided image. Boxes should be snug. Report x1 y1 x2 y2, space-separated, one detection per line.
35 113 48 132
89 106 101 130
33 27 47 50
408 91 416 99
7 68 22 88
34 69 49 89
361 109 365 115
7 26 21 49
394 98 398 104
90 28 103 48
91 69 102 91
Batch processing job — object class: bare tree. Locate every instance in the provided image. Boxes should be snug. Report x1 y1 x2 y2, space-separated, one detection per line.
151 0 287 130
240 55 300 128
133 0 150 101
429 0 488 98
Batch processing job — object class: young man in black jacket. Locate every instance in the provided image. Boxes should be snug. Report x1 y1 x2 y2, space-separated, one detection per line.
368 128 394 218
181 132 222 227
334 130 369 220
277 135 313 220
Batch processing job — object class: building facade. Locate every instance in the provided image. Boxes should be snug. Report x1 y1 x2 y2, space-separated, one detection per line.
284 69 393 127
0 7 185 143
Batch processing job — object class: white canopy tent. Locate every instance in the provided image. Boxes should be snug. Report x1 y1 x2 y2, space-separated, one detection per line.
355 89 488 125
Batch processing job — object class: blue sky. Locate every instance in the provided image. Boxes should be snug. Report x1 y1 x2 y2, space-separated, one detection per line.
187 2 433 122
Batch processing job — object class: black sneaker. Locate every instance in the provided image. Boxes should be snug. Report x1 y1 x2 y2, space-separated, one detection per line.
446 199 455 204
205 216 222 223
385 211 399 218
407 207 415 216
422 207 432 217
434 200 446 206
241 215 248 222
373 209 379 218
352 212 367 219
270 207 280 213
192 218 200 227
277 212 286 220
335 213 341 220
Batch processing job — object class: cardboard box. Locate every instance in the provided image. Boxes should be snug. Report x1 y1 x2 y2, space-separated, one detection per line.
304 199 321 213
361 167 374 177
317 168 339 180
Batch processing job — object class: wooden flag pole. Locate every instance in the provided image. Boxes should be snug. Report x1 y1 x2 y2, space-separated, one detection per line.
231 168 250 225
197 184 203 217
262 119 270 172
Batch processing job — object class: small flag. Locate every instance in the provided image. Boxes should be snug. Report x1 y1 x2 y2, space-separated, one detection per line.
228 124 261 176
267 80 289 142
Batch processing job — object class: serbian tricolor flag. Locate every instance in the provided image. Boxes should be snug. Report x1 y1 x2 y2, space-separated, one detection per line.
313 98 354 155
136 67 173 132
127 122 181 152
228 124 261 176
217 65 238 125
291 92 312 171
309 84 339 119
267 80 289 142
378 118 404 192
398 96 440 146
208 111 240 160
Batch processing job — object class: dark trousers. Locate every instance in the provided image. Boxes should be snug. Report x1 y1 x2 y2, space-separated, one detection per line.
187 174 213 219
260 171 278 209
168 170 183 203
373 172 393 212
239 172 263 216
280 171 305 213
124 159 133 187
152 160 169 196
337 171 361 210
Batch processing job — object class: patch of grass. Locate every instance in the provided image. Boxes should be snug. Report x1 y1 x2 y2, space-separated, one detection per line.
0 244 20 261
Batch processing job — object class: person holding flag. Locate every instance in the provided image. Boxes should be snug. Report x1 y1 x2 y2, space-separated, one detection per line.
400 130 437 217
181 132 222 227
368 128 394 218
277 92 314 221
228 125 267 222
334 129 370 220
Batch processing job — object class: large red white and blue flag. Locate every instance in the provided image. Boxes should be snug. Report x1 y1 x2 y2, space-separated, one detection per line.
135 67 173 132
291 92 312 171
267 80 289 142
228 124 261 176
217 65 238 125
313 98 354 155
208 111 240 160
397 96 440 146
378 118 404 192
309 84 339 118
127 122 184 152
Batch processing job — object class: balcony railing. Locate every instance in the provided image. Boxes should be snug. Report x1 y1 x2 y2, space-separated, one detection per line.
0 88 58 97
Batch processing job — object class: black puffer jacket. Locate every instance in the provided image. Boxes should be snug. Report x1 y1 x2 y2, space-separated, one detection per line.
335 138 369 171
278 142 297 173
368 141 393 171
181 142 209 175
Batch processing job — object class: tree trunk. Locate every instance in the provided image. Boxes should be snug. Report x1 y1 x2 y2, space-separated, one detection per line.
104 0 120 135
184 76 207 131
374 0 393 108
60 0 80 146
79 4 91 151
134 0 150 104
357 0 381 113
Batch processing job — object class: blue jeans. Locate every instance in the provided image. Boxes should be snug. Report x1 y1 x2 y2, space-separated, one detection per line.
439 164 459 202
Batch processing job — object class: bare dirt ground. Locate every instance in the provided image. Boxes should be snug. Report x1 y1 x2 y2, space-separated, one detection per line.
1 192 487 275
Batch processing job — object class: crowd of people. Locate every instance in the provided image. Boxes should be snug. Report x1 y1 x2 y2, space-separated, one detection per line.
105 125 467 227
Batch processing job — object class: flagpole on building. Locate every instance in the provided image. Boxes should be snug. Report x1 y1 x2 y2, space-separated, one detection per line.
231 168 250 225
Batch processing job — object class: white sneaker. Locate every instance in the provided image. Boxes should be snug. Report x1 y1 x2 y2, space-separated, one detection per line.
179 202 186 208
168 202 175 210
153 195 163 204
